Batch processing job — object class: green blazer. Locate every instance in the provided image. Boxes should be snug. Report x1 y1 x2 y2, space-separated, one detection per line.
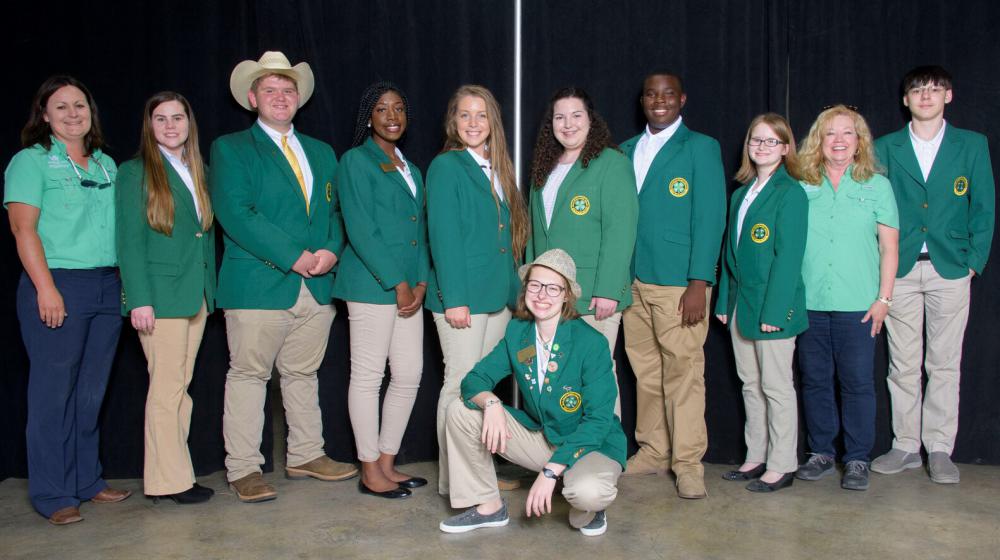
621 123 727 287
209 123 344 309
115 158 216 317
875 124 995 279
425 149 518 314
714 165 808 340
527 148 638 314
460 318 627 469
332 138 428 304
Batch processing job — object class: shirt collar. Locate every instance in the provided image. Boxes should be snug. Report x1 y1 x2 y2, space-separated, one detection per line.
466 147 490 169
643 116 683 147
257 119 296 143
908 119 947 147
158 145 186 166
46 134 103 159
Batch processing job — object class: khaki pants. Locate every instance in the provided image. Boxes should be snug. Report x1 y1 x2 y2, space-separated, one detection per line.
445 399 621 528
623 280 710 477
730 310 798 474
885 261 972 454
433 308 511 495
223 282 335 482
138 301 208 495
346 302 423 462
581 312 623 415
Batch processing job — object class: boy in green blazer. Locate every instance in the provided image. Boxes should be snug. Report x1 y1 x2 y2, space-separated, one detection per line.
873 66 996 484
210 52 357 503
620 72 726 499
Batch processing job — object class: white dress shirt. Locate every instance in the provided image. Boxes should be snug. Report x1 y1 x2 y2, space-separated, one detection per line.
736 175 770 246
159 146 202 220
542 162 573 227
394 147 417 197
909 120 947 254
633 117 683 192
257 120 314 204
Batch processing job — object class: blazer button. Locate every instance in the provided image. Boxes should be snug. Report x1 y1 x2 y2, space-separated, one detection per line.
411 240 418 246
499 223 505 230
410 215 417 222
195 232 203 238
922 202 928 209
500 247 507 253
921 226 928 232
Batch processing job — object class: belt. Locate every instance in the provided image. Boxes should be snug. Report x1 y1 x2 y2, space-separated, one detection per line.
917 253 931 261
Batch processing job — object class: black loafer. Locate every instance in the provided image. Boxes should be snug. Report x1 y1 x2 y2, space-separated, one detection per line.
358 480 411 499
191 483 215 497
746 472 794 493
397 476 428 489
722 464 766 481
149 485 212 504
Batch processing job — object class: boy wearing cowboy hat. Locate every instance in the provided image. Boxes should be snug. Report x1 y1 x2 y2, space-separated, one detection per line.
210 51 356 502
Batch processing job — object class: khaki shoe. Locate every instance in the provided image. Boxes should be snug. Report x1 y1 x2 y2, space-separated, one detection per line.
286 456 359 481
624 450 669 476
229 472 277 503
49 506 83 525
676 473 707 499
497 477 521 491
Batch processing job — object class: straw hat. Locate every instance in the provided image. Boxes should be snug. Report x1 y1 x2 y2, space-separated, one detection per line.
518 248 582 298
229 51 315 111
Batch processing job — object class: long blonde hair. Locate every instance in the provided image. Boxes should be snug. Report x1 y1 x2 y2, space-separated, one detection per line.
798 104 880 186
441 85 529 263
138 91 213 235
734 112 801 184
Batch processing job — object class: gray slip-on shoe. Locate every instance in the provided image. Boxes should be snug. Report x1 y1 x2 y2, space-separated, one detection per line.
440 499 509 534
841 460 870 491
795 454 835 481
871 448 922 474
928 452 960 484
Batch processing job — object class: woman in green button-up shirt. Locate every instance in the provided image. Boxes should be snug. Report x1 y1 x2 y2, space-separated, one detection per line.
426 85 530 495
4 76 128 523
795 105 899 491
116 91 216 505
333 82 428 499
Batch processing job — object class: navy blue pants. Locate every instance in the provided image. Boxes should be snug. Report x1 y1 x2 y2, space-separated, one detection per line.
797 310 876 463
16 269 122 518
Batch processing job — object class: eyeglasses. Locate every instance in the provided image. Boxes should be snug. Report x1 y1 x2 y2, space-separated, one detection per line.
67 156 112 189
748 137 784 147
908 85 947 96
526 280 566 297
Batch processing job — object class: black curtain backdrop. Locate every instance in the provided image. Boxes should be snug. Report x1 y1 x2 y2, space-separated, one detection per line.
2 0 998 481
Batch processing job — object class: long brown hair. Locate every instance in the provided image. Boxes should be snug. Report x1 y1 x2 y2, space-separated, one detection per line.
21 75 105 154
529 87 617 189
138 92 213 235
441 85 529 262
734 113 801 184
798 104 880 186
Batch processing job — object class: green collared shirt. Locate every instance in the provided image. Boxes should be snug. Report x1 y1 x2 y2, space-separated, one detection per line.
800 169 898 312
4 136 117 269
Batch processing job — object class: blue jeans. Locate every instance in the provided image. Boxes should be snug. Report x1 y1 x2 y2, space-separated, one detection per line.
17 269 122 518
797 310 876 463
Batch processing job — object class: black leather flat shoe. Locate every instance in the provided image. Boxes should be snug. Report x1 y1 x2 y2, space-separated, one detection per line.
746 472 794 493
358 480 411 499
149 485 212 504
396 476 428 489
722 463 766 481
191 483 215 497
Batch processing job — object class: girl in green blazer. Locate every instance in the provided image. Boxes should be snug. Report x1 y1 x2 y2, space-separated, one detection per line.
115 92 216 504
333 82 427 499
527 87 638 362
715 114 807 492
426 85 530 495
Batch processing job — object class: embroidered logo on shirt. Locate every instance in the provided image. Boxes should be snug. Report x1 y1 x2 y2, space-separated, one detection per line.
559 391 582 413
668 177 689 197
954 176 969 196
570 195 590 215
326 182 333 202
751 223 770 243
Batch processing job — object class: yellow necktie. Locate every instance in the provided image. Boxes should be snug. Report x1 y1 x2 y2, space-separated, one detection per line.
282 135 309 213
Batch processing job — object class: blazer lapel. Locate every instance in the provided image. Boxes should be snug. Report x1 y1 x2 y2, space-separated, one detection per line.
547 160 585 232
165 163 199 225
456 149 494 196
640 123 690 195
926 124 963 188
889 127 926 188
538 320 572 406
364 138 416 201
252 124 311 214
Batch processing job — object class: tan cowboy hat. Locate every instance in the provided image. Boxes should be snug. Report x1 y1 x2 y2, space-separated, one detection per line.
229 51 315 111
518 248 582 298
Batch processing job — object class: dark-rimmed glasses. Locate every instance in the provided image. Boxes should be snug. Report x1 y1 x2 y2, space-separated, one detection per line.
748 137 785 147
526 280 565 297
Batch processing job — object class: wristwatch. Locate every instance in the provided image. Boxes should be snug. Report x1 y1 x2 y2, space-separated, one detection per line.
877 296 893 307
483 398 501 409
542 467 560 480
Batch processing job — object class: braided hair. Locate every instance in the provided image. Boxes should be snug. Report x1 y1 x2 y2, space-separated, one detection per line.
351 81 409 147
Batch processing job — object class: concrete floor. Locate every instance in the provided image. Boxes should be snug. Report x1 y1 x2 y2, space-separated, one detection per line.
1 460 998 560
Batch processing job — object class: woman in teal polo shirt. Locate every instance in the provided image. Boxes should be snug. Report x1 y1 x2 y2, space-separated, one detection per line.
4 76 130 524
715 113 808 492
794 105 899 492
426 84 530 495
116 91 216 505
333 82 427 499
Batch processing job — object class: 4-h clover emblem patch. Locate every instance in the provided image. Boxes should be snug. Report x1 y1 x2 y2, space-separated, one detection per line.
668 177 689 197
751 223 770 243
570 195 590 215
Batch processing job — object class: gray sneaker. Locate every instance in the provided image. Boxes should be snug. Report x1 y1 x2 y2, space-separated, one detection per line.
841 460 870 491
439 499 509 533
579 511 607 536
928 452 960 484
795 454 835 481
871 448 922 474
